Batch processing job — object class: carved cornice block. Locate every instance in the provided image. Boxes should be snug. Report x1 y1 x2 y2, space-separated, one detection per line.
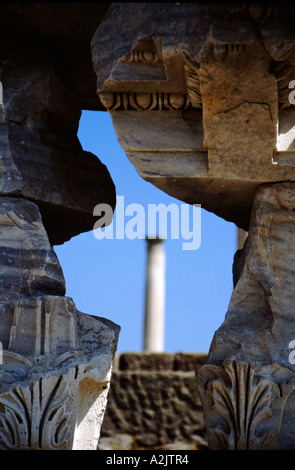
92 3 295 230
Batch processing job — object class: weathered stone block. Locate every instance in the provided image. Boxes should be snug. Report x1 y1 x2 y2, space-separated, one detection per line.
100 353 208 450
92 3 295 231
0 197 65 348
198 182 295 450
0 295 120 450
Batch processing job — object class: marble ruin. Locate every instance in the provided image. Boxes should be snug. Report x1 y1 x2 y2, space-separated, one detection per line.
92 3 295 450
0 4 120 450
1 1 295 450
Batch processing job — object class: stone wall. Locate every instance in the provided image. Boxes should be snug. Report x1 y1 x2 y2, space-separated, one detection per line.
99 353 208 450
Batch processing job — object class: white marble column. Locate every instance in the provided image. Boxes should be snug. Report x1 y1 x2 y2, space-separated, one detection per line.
143 237 166 352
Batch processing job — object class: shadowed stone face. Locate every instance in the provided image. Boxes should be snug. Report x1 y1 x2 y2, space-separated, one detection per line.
0 43 116 245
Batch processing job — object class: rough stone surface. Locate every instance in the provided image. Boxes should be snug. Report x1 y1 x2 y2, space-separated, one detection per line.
118 352 207 372
0 43 116 245
0 197 65 301
208 182 295 367
99 353 208 450
197 183 295 450
119 353 174 372
0 197 65 349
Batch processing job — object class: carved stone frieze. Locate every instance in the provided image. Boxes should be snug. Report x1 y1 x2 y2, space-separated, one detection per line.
119 38 163 65
91 2 295 232
99 91 191 112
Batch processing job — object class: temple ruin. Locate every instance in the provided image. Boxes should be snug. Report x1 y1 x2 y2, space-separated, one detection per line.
1 2 295 450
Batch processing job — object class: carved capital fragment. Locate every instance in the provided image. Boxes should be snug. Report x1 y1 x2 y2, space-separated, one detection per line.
197 359 295 450
197 182 295 450
0 295 120 450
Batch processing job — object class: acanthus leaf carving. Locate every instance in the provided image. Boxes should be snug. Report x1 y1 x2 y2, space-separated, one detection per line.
183 54 202 109
198 359 295 450
0 372 72 450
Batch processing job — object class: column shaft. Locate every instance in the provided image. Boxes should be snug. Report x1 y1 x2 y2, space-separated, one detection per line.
143 238 165 352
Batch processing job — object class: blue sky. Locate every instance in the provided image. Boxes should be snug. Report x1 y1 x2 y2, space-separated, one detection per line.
55 110 237 354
